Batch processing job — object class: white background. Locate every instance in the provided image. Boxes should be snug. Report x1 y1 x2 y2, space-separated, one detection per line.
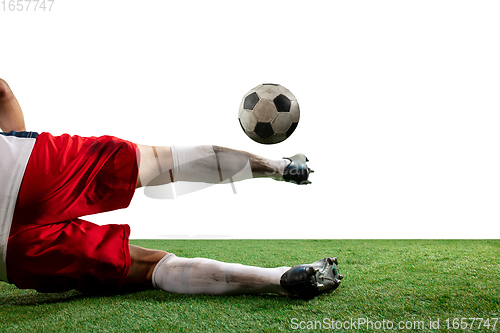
1 1 499 239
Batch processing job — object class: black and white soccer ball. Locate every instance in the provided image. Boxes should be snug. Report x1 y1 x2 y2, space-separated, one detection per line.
238 83 300 144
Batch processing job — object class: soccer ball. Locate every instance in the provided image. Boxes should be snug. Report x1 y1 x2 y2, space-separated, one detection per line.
238 83 300 144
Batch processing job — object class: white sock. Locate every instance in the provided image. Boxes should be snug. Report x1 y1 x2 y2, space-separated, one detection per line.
152 253 290 295
171 145 290 183
171 146 253 183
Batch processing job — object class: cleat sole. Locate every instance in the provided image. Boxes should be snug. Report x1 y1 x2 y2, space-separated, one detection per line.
280 257 343 300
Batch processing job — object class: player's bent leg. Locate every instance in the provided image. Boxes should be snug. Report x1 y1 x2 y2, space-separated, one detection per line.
136 144 313 187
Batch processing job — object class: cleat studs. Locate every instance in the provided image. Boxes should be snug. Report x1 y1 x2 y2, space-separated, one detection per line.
305 157 309 162
305 266 315 275
333 257 338 265
314 268 320 273
339 274 344 280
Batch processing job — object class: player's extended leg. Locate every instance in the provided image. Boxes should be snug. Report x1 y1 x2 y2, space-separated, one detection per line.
125 246 343 299
136 145 312 187
151 253 291 295
125 244 289 295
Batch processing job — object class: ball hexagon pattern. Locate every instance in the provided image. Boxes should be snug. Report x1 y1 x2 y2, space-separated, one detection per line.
238 83 300 144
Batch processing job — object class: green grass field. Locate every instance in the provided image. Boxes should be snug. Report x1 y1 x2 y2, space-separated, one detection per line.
1 240 499 332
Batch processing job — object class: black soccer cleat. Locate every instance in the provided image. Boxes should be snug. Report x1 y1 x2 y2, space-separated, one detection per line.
280 257 343 300
282 153 314 185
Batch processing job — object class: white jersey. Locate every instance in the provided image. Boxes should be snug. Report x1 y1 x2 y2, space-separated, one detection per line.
0 131 37 282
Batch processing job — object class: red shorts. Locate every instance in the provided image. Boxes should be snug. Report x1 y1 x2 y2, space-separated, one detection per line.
7 132 139 293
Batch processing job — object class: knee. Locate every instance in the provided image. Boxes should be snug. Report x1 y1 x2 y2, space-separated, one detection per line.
127 245 168 287
0 79 13 99
137 145 174 187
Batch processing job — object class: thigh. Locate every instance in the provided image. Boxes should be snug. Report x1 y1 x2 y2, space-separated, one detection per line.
11 132 139 235
6 218 131 293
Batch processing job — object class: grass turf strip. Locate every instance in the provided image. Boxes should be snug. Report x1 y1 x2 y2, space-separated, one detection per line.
0 239 499 332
